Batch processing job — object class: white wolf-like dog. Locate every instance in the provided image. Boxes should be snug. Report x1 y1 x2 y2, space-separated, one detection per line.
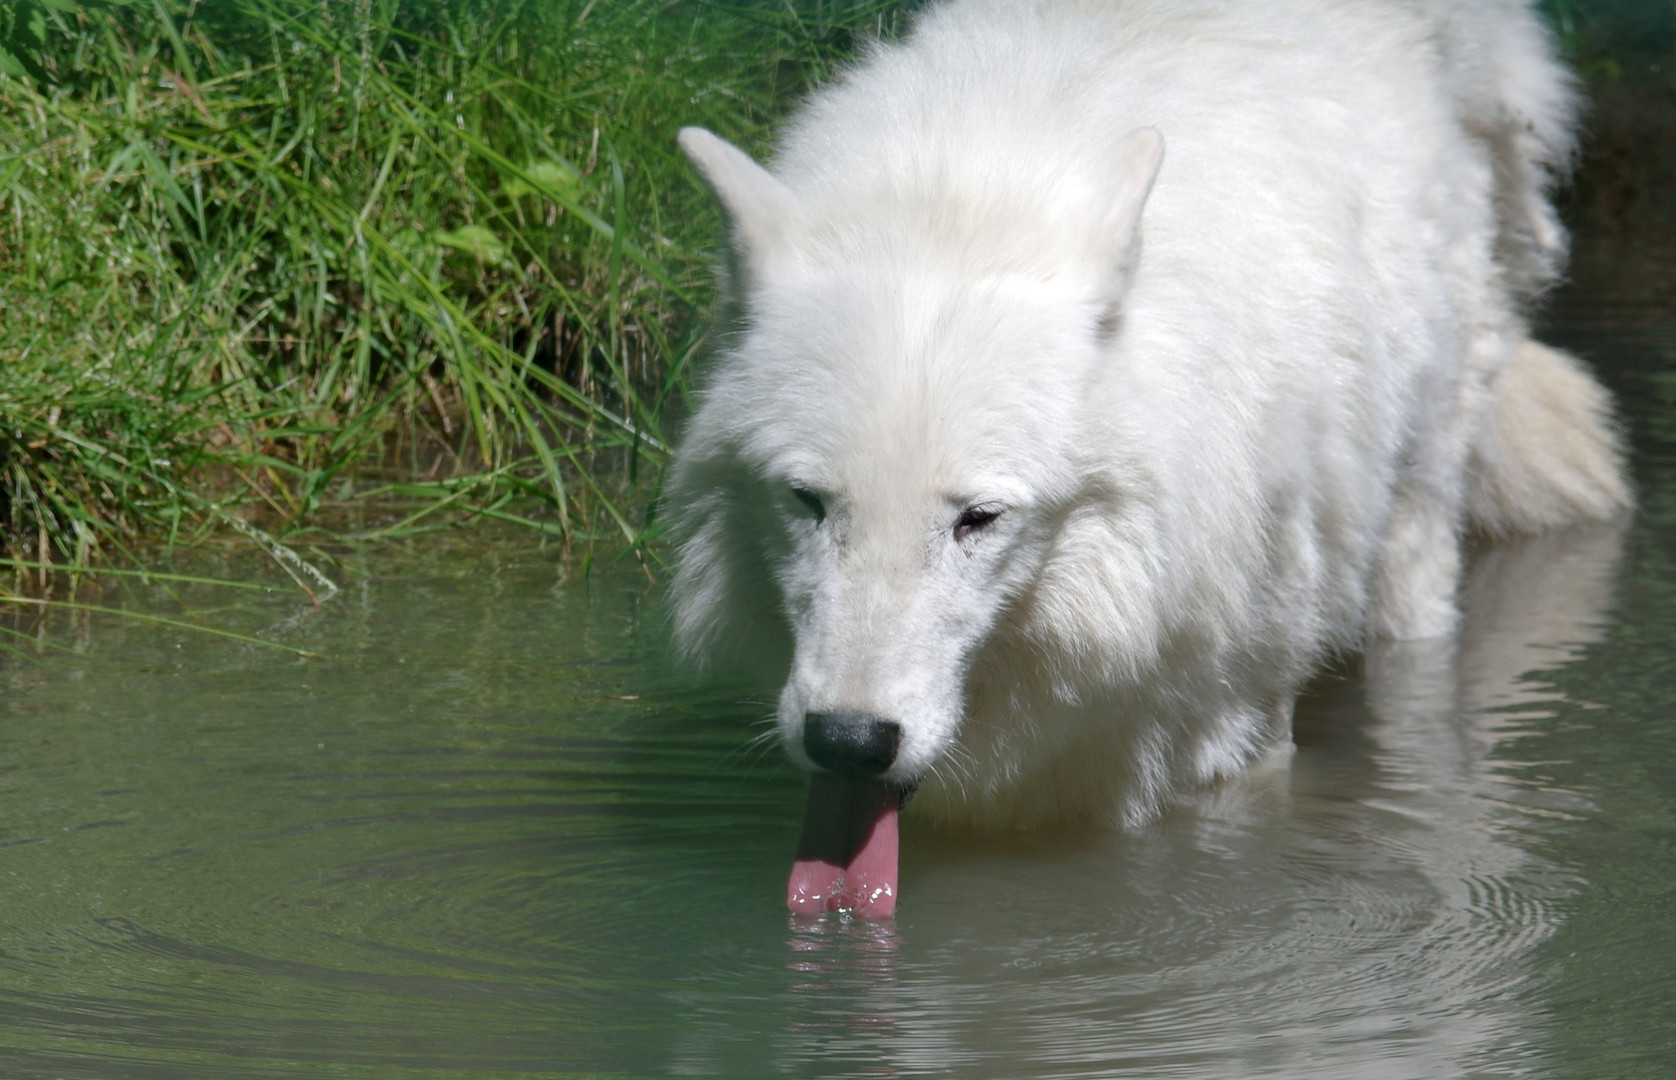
666 0 1630 916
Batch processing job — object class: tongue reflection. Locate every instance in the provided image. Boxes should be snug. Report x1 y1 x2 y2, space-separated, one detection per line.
787 774 901 918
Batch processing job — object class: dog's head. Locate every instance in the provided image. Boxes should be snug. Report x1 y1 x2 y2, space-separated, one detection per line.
667 126 1163 791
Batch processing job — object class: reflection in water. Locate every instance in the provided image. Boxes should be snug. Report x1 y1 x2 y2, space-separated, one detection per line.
684 523 1626 1080
785 918 906 1078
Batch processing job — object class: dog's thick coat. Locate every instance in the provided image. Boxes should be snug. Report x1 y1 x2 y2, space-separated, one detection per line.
668 0 1629 832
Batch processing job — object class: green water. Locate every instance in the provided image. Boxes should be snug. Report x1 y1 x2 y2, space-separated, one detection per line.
7 87 1676 1080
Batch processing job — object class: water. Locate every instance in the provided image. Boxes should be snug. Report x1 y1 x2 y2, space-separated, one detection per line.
5 84 1676 1080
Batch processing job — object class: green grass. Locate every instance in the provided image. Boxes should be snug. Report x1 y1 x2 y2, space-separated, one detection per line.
0 0 915 593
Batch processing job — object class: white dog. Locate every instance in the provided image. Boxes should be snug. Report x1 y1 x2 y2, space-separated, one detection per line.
666 0 1630 916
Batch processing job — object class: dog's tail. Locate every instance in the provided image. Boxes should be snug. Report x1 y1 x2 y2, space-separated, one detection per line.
1451 4 1631 534
1467 338 1631 536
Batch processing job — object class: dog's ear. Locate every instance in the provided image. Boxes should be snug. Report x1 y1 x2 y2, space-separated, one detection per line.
679 127 797 272
1096 127 1165 302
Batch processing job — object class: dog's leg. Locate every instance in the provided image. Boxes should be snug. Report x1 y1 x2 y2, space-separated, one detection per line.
1370 486 1462 641
1369 326 1493 641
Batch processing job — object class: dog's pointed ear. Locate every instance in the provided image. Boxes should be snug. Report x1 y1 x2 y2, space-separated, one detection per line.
1096 127 1165 300
679 127 797 270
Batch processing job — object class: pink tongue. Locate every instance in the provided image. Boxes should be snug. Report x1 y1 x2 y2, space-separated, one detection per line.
786 775 900 918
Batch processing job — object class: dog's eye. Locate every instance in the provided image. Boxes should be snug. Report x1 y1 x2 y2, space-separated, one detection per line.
954 505 1002 541
792 487 826 524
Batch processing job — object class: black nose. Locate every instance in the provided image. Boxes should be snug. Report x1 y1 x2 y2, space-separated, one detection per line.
802 711 902 778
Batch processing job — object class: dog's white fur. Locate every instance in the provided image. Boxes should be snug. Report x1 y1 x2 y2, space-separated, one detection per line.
667 0 1630 829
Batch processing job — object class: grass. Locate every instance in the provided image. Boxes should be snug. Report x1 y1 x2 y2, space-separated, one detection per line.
0 0 917 598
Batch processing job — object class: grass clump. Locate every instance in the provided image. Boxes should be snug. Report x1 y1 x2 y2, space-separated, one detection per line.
0 0 914 584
